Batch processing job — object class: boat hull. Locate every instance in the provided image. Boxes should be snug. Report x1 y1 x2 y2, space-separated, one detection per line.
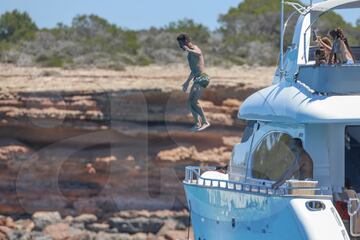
184 183 349 240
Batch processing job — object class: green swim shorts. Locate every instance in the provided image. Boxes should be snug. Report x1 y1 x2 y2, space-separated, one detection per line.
194 73 210 88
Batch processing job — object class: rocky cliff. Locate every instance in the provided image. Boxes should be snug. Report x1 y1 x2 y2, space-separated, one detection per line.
0 64 273 220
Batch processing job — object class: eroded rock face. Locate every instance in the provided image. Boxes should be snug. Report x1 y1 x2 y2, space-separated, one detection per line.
156 146 231 164
0 65 270 219
0 92 245 216
0 139 35 171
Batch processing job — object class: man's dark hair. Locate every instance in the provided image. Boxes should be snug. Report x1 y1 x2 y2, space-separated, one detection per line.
292 138 303 148
177 33 191 43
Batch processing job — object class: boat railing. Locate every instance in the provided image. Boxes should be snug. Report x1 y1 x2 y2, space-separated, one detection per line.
184 166 332 197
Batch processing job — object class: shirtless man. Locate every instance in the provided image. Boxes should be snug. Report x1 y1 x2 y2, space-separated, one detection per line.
272 138 314 189
177 33 210 132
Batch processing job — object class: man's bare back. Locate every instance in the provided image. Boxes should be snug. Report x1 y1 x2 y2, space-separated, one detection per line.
298 151 314 180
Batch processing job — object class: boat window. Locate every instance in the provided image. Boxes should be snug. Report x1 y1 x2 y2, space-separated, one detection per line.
241 121 256 143
251 132 295 181
229 121 256 181
345 126 360 192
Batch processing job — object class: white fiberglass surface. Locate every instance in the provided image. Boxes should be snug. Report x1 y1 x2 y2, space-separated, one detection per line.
310 0 360 12
239 82 360 124
298 65 360 95
198 171 229 188
184 185 348 240
290 198 349 239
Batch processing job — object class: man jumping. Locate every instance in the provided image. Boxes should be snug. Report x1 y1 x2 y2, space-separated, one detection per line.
177 33 210 132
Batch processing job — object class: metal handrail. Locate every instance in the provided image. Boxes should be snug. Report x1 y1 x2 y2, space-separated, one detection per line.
184 166 331 196
348 198 360 237
348 198 360 216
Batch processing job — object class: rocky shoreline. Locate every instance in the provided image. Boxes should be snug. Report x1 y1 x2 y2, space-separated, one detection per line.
0 210 191 240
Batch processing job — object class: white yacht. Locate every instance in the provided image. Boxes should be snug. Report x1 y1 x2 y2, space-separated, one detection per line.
184 1 360 239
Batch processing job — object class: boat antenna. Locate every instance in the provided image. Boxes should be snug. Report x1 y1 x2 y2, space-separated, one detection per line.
280 0 285 81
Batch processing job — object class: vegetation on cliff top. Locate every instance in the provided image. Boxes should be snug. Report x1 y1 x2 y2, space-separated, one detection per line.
0 0 359 69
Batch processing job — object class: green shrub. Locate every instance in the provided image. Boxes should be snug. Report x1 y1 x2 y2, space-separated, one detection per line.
165 19 210 44
136 55 153 66
0 7 358 68
36 55 64 68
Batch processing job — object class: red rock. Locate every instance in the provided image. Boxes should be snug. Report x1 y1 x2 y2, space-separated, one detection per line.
43 222 87 240
73 214 97 224
32 211 62 230
156 146 231 164
14 219 34 232
0 232 6 240
0 226 11 238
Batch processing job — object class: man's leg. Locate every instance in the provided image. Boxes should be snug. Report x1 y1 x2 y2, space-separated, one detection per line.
190 83 209 126
188 84 200 127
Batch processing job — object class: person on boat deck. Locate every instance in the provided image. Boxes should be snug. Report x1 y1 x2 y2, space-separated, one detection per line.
328 28 355 65
316 36 332 62
314 48 327 66
272 138 314 189
177 33 211 132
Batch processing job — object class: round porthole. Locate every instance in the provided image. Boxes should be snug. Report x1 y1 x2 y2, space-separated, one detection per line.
306 201 326 211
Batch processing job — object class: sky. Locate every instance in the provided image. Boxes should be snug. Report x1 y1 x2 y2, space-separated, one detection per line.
0 0 358 30
0 0 241 30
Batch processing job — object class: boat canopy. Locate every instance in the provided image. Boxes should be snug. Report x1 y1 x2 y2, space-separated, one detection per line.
238 81 360 123
309 0 360 12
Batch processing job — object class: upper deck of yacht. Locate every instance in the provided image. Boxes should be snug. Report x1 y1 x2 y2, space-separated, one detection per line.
298 64 360 95
271 0 360 96
298 47 360 95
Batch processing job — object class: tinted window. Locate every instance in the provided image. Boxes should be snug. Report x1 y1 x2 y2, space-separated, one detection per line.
252 132 295 180
345 126 360 192
241 121 256 143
